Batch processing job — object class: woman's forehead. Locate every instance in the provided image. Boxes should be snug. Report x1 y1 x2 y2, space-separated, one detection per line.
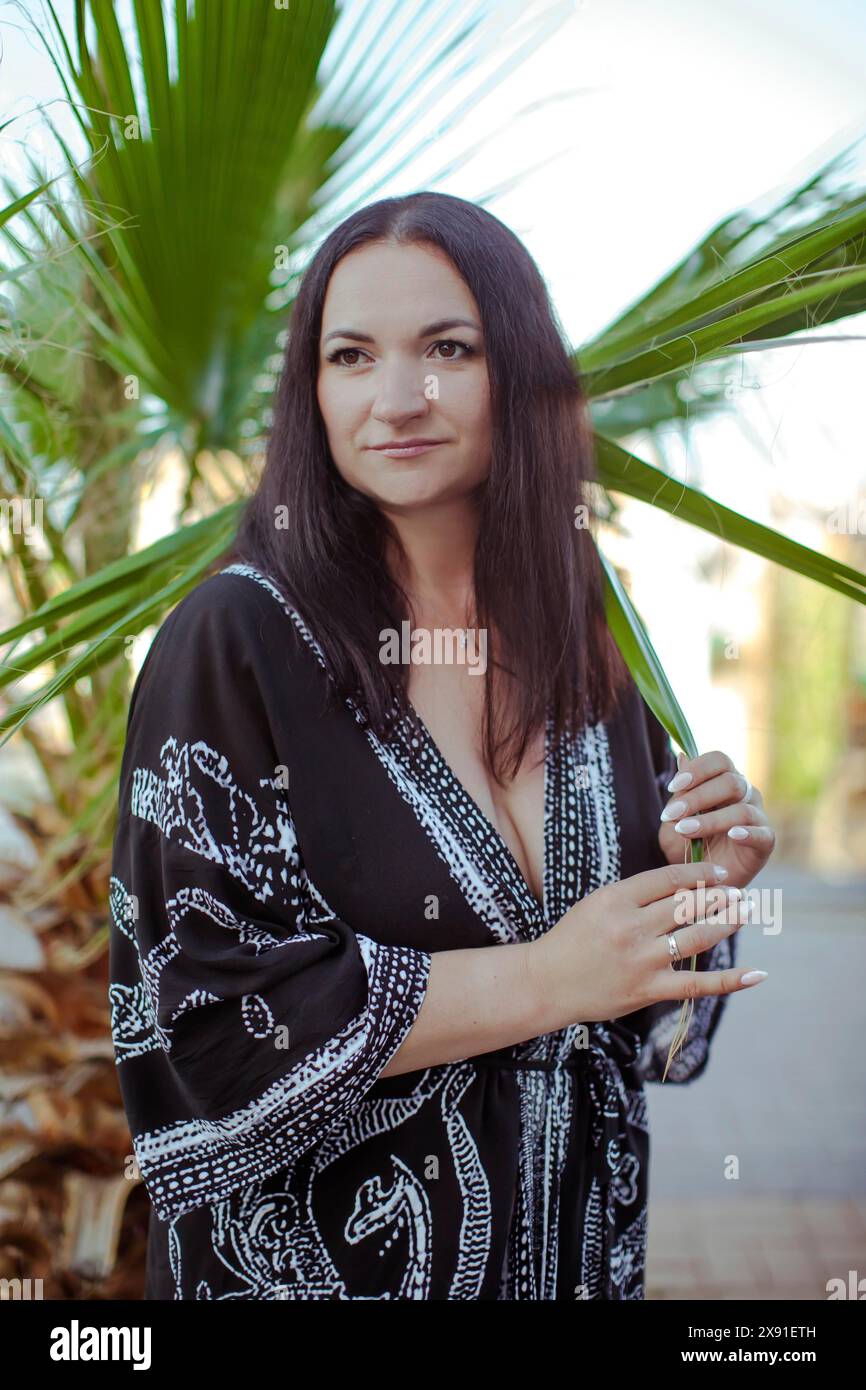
321 242 478 326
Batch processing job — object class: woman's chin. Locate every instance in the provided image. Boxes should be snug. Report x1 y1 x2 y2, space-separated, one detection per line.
354 475 465 513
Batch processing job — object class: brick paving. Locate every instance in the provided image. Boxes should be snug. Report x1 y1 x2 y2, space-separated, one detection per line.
642 866 866 1301
647 1197 866 1299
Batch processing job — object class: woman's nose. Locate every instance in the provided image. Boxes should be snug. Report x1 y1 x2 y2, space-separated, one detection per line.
371 363 432 421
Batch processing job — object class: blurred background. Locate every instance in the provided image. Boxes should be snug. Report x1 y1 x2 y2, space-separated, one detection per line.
0 0 863 1300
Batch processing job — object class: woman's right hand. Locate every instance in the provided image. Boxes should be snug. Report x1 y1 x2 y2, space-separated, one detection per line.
527 861 761 1031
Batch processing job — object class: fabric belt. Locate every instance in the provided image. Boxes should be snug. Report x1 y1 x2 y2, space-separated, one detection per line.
468 1022 645 1194
469 1055 589 1071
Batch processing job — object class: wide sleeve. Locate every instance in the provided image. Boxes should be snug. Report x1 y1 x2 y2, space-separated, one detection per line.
626 696 738 1085
108 577 432 1224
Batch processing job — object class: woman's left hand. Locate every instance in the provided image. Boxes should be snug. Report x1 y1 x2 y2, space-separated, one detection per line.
658 750 775 890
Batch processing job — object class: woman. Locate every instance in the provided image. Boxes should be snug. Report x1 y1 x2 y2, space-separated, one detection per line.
108 191 774 1301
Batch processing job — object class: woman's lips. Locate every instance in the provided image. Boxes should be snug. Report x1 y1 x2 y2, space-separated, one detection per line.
372 442 446 458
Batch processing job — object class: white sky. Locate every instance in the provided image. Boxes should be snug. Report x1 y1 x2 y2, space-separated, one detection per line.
2 0 866 775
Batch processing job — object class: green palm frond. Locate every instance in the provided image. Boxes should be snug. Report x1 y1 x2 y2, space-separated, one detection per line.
599 551 703 1082
594 434 866 606
599 549 698 761
586 133 866 445
584 132 866 370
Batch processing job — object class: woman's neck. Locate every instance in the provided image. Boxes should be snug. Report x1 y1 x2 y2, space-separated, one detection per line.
383 498 481 626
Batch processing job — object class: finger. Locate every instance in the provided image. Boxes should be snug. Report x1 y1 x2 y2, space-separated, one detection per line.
653 896 753 968
661 801 769 840
654 963 768 1002
660 767 751 822
663 749 735 797
626 860 733 909
726 823 775 844
645 883 743 936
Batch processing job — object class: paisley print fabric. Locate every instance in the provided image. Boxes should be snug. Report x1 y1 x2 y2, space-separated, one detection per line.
108 564 735 1300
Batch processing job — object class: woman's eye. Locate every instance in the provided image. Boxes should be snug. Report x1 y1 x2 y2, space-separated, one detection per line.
430 339 473 360
327 347 367 367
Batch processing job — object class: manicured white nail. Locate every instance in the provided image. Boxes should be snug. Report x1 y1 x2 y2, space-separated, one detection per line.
660 799 688 822
728 826 749 839
740 970 768 986
667 771 693 792
674 817 701 833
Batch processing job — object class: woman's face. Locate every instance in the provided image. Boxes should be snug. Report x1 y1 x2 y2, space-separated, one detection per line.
316 239 491 516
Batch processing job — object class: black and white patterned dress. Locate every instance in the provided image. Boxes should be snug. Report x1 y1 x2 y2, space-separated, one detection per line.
108 563 735 1300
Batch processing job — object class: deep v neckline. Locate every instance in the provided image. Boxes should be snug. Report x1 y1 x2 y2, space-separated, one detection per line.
402 697 552 924
216 564 558 935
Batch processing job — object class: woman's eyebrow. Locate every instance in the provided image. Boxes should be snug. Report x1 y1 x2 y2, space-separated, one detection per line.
322 317 482 345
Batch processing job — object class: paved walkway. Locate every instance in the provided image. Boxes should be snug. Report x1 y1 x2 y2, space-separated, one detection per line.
643 865 866 1300
647 1197 866 1299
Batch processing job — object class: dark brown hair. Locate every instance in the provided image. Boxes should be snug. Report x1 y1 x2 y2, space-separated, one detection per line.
223 191 629 782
